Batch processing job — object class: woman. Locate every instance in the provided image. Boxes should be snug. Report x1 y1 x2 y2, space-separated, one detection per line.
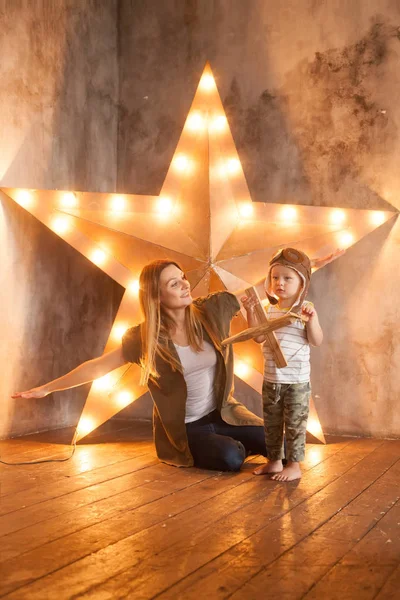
13 260 266 471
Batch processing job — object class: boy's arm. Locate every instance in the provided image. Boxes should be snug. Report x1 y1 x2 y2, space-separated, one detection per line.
303 304 323 346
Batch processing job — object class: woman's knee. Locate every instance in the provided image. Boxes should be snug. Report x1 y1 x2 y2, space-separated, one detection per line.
219 440 246 472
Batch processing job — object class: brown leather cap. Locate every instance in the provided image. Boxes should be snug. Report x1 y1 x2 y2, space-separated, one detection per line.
265 248 311 312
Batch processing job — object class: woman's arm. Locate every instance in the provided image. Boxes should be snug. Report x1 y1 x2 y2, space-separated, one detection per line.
311 249 345 270
12 347 128 399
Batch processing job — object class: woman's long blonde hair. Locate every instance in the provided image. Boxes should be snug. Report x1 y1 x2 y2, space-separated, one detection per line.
138 259 220 386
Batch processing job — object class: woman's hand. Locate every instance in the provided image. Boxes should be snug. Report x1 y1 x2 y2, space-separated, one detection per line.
311 248 345 270
241 295 257 314
12 386 51 399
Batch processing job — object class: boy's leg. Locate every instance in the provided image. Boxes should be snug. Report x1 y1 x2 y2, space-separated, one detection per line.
272 381 310 481
254 381 285 475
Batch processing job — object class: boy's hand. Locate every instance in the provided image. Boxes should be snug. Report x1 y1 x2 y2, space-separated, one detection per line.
302 304 318 320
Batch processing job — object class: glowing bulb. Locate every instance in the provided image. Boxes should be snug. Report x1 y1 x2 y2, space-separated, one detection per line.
199 73 215 91
116 390 133 408
61 192 77 208
226 158 241 175
77 417 95 436
156 197 173 214
280 206 298 223
210 115 228 132
173 155 190 172
307 418 323 437
90 249 107 266
186 112 205 131
218 163 228 177
51 216 70 235
93 374 113 392
111 195 126 212
238 203 254 218
234 361 251 378
330 209 346 225
370 211 385 226
338 231 354 248
15 190 33 208
127 279 140 294
112 323 129 341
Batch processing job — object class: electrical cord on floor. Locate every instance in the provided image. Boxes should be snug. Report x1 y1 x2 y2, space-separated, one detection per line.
0 441 76 466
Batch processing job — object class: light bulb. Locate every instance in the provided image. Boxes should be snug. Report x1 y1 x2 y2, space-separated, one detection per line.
186 112 205 131
116 390 133 408
280 206 298 223
127 279 140 294
226 158 241 175
173 155 190 172
370 211 385 226
330 209 346 225
338 231 354 248
111 195 126 212
90 249 107 266
15 190 33 208
156 197 173 214
210 115 228 132
61 192 77 208
199 73 215 91
112 323 129 341
93 374 113 391
77 417 95 436
234 361 251 378
307 418 323 437
238 203 254 218
51 216 70 235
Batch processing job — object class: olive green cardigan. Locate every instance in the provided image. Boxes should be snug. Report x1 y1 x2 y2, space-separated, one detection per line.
121 291 263 467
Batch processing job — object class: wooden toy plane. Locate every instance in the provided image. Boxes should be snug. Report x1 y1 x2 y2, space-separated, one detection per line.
222 287 308 368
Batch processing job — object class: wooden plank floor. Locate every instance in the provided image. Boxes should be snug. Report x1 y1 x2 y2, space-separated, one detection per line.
0 422 399 600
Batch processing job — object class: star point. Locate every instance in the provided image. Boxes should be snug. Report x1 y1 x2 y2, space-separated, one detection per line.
1 63 397 443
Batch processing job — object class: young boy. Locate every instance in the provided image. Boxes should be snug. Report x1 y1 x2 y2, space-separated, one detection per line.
242 248 323 481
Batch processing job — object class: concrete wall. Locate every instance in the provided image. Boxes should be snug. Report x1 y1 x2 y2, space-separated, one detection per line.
117 0 400 437
0 0 122 437
1 0 399 438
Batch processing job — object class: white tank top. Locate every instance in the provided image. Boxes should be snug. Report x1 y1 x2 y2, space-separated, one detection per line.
174 340 217 423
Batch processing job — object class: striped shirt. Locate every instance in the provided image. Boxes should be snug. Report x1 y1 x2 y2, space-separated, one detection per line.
262 302 312 384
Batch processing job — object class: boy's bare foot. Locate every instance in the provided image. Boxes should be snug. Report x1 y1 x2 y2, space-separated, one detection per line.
253 459 283 475
271 461 301 481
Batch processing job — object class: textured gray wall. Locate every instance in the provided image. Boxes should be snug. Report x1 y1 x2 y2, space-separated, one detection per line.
1 0 399 439
117 0 400 437
0 0 122 437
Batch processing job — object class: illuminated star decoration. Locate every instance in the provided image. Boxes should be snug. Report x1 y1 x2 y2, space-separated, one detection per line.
1 63 396 445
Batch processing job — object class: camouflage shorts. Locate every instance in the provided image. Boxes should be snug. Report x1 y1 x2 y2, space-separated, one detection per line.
262 380 311 462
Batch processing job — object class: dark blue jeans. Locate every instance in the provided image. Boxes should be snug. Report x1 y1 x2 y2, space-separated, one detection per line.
186 409 267 472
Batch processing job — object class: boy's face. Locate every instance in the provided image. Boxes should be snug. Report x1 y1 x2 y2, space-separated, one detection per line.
270 265 302 303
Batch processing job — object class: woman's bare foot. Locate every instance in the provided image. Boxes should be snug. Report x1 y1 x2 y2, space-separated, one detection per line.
253 459 283 475
271 461 301 481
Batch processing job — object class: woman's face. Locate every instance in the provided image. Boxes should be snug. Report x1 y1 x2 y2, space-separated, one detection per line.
159 264 192 310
